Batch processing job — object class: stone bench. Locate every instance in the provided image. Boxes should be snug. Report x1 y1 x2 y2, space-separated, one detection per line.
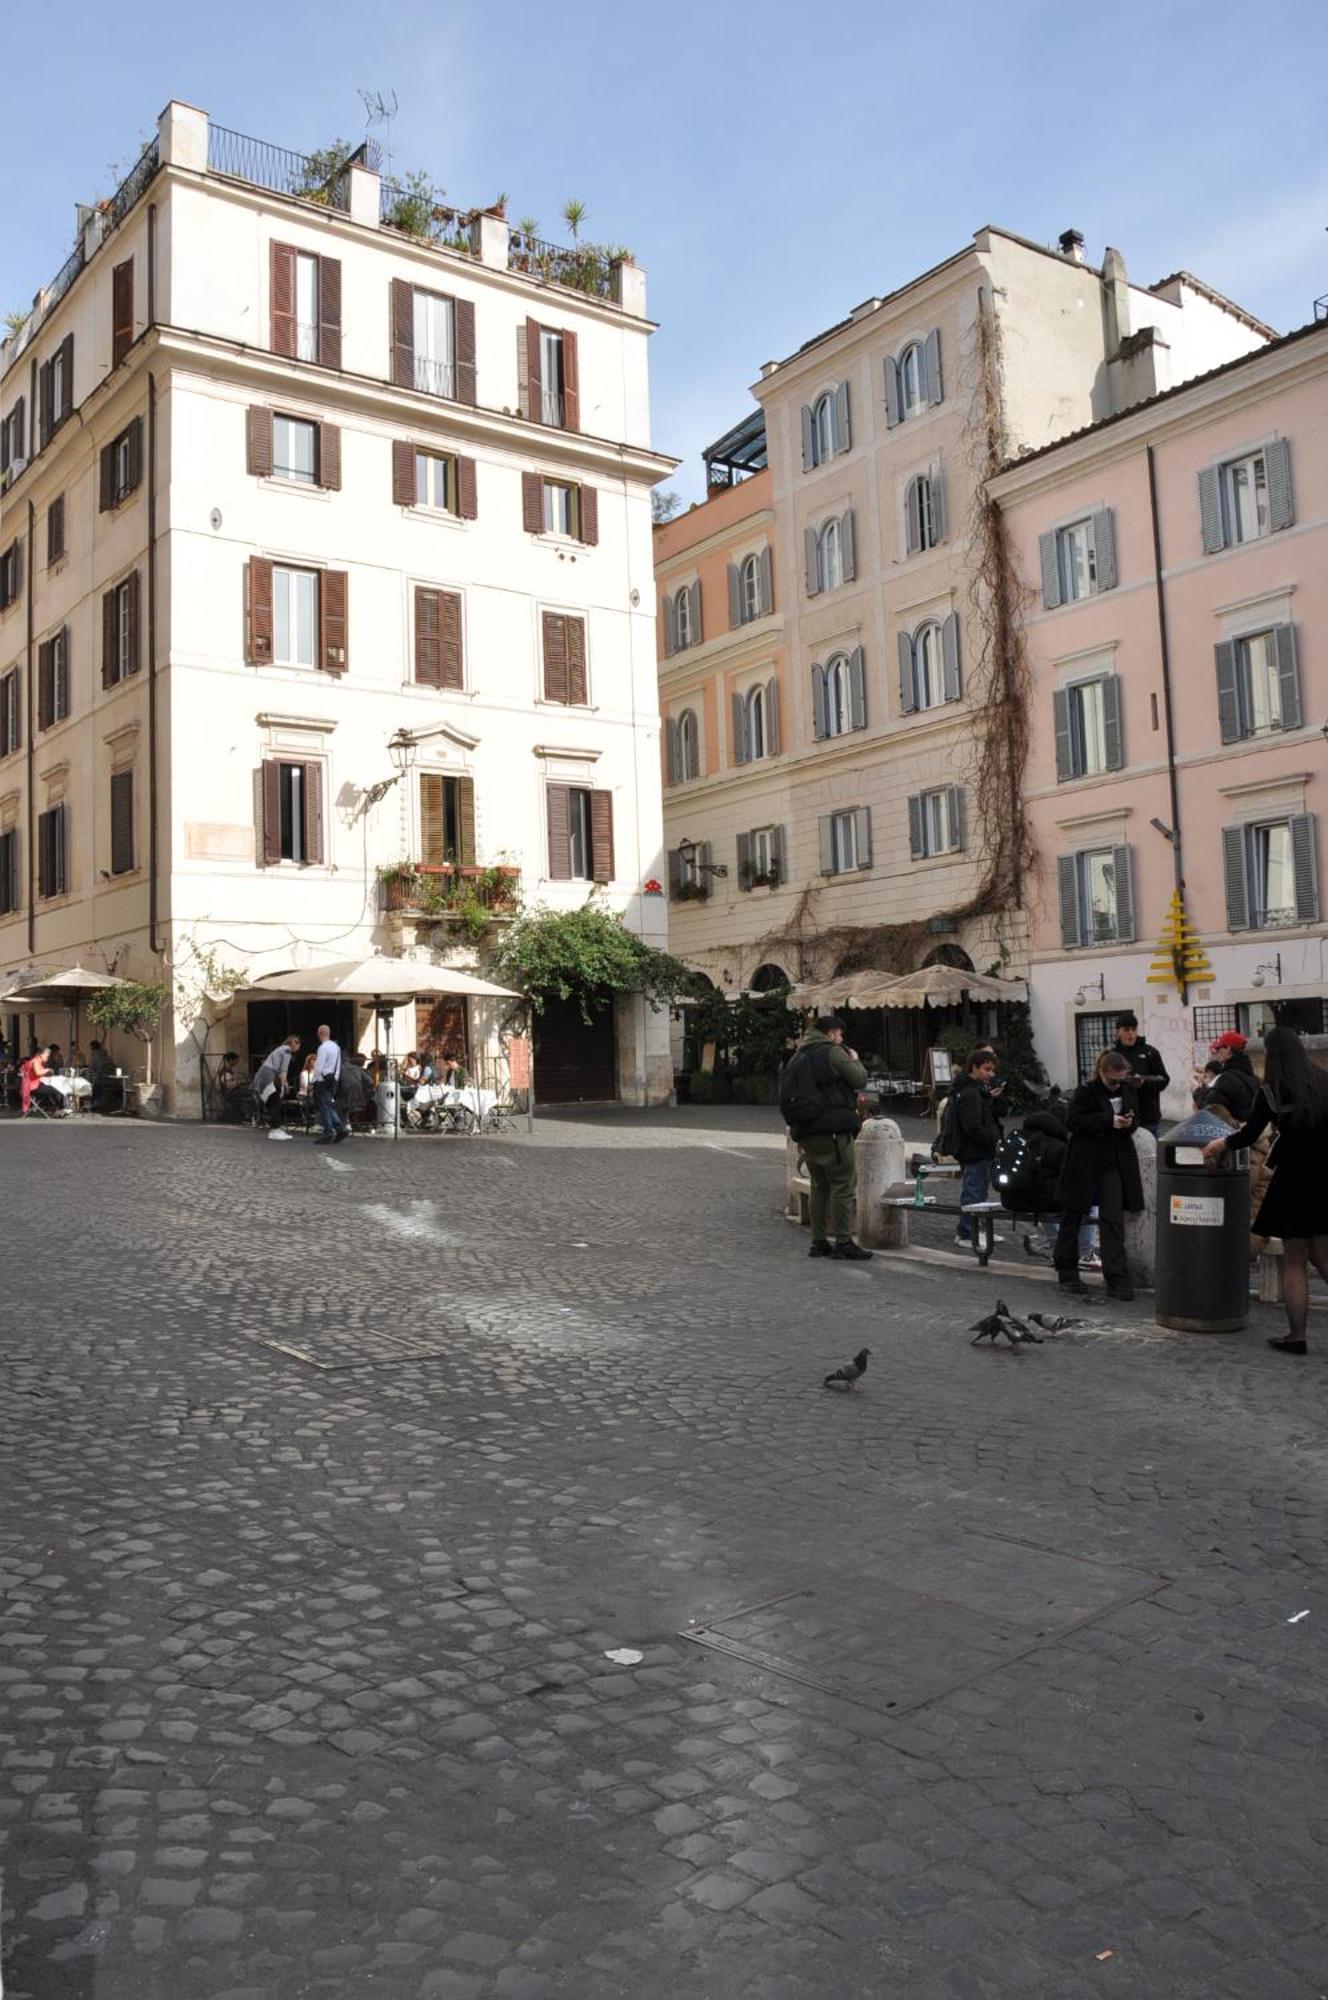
1258 1239 1284 1304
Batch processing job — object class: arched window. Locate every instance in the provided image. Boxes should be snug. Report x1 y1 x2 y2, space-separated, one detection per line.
677 708 700 781
907 473 940 554
818 518 842 592
825 652 853 737
741 553 762 622
812 393 835 466
899 342 925 416
750 962 790 993
913 621 943 708
673 586 692 651
745 684 767 761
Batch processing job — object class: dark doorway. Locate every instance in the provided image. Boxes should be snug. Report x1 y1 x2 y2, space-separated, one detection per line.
534 992 617 1103
246 999 356 1075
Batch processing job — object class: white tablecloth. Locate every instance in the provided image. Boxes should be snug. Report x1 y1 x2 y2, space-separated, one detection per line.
411 1082 497 1119
44 1074 91 1101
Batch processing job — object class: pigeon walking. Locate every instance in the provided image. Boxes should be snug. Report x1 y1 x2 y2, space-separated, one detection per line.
971 1300 1042 1348
1027 1311 1084 1333
823 1348 870 1390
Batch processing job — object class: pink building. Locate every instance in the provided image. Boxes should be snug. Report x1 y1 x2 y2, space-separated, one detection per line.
991 318 1328 1105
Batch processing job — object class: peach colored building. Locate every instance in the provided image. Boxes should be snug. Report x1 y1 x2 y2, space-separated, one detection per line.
991 317 1328 1106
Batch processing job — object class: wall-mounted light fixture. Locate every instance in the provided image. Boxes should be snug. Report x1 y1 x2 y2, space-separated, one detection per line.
1251 952 1282 989
1149 816 1176 843
362 729 419 809
1073 974 1106 1007
676 835 728 879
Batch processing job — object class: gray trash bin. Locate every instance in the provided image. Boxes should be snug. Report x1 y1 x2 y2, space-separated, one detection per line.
1154 1108 1250 1332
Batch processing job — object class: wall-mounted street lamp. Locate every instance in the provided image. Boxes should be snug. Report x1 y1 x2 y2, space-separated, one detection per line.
1074 973 1106 1007
362 729 419 809
1251 952 1282 989
676 834 728 879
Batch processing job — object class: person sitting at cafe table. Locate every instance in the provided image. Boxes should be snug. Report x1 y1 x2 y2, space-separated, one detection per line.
439 1049 467 1086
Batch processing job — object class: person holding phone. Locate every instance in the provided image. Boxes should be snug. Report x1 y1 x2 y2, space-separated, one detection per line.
1052 1049 1144 1301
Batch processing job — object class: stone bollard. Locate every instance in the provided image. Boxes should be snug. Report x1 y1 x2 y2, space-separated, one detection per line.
1125 1127 1156 1287
857 1117 909 1250
785 1136 810 1224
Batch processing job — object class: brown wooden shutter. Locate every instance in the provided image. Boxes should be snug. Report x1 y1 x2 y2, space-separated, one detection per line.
579 484 599 547
454 298 477 405
318 257 342 369
112 259 134 368
110 769 134 874
542 612 569 702
318 421 341 490
566 617 587 705
455 454 478 520
99 442 115 512
126 416 143 493
562 330 580 432
414 586 442 686
101 588 117 687
246 407 273 477
303 761 325 862
546 784 571 879
125 570 141 675
526 319 544 420
590 790 614 883
37 640 53 731
246 557 274 663
439 591 463 689
420 773 445 863
261 760 282 862
270 243 297 356
391 279 414 388
457 775 476 864
392 438 416 506
522 471 544 535
47 496 64 566
59 334 74 415
321 569 348 676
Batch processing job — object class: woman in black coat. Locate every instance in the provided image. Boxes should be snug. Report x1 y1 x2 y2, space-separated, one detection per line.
1054 1050 1144 1301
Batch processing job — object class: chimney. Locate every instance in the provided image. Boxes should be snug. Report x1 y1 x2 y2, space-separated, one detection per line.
1059 229 1085 264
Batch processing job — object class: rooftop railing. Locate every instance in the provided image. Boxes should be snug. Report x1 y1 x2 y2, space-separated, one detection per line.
206 124 352 211
507 227 615 300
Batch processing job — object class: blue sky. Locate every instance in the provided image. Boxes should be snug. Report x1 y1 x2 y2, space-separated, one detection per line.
4 0 1326 500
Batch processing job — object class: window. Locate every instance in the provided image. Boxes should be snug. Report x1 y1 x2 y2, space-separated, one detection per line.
813 647 866 738
733 678 780 764
1223 815 1319 930
273 415 318 486
667 581 700 654
98 419 143 512
0 828 17 915
539 329 565 426
544 480 575 536
419 772 476 865
1038 509 1117 608
101 576 139 688
746 685 767 761
49 339 73 430
674 586 692 650
819 518 842 591
37 629 70 730
905 471 944 554
0 666 19 757
909 786 964 860
522 472 597 545
1200 441 1293 553
813 394 834 465
0 399 24 479
272 245 342 367
898 614 961 714
414 291 456 398
1216 627 1300 743
37 803 67 898
0 540 21 611
738 824 784 891
547 783 613 882
1058 845 1135 948
523 318 579 430
741 554 762 623
541 611 588 704
800 382 850 469
899 343 924 416
295 253 319 363
820 806 871 875
47 496 65 566
110 769 134 876
914 623 943 709
885 331 942 427
415 451 454 511
414 587 464 690
261 759 325 866
274 567 320 668
1061 520 1096 601
806 512 854 596
112 259 134 369
667 708 701 785
1053 673 1124 780
825 654 852 737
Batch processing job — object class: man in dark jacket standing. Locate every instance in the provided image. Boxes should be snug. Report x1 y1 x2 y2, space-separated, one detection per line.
1112 1011 1169 1133
1054 1049 1144 1300
951 1051 1005 1248
1198 1031 1259 1123
782 1017 873 1261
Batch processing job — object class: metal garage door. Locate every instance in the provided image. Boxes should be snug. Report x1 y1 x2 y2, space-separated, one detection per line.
533 993 617 1103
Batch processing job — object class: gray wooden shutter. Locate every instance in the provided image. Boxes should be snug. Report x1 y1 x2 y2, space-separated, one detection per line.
905 479 922 557
1274 624 1301 730
853 806 872 868
665 716 680 786
1214 639 1242 743
941 613 961 701
667 848 683 899
1091 507 1117 591
1198 467 1225 554
771 825 786 882
841 509 856 581
947 787 966 851
125 570 141 676
1265 438 1293 532
1221 825 1249 929
736 830 752 889
1101 674 1124 770
834 380 851 454
759 546 773 614
818 815 835 874
811 662 827 740
924 327 943 405
804 526 820 597
99 443 115 513
932 470 947 544
689 579 702 643
1111 844 1135 942
727 563 741 628
848 645 866 730
246 407 273 478
884 355 902 428
662 591 676 659
1039 531 1062 609
800 404 815 471
1290 814 1319 920
907 796 924 861
732 690 749 765
1058 855 1081 947
765 676 781 755
898 630 916 713
1053 688 1074 780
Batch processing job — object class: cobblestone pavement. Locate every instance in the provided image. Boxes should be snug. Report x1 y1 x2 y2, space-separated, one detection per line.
1 1107 1326 2000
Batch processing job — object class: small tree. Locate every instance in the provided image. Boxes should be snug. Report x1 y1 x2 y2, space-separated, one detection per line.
491 901 694 1024
652 488 683 524
562 198 586 244
87 981 166 1084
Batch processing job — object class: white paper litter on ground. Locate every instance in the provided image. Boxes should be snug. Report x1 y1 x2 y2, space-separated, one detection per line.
603 1648 643 1665
1287 1610 1310 1624
267 1129 292 1141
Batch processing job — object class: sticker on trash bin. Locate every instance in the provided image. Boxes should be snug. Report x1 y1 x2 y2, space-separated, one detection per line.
1169 1194 1224 1227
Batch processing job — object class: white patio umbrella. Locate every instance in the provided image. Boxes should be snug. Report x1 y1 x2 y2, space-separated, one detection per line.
2 965 129 1055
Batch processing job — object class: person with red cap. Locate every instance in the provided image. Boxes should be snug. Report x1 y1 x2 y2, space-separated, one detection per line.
1199 1031 1259 1125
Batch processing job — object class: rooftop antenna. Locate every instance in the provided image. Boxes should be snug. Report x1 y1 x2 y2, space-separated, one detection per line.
358 88 398 180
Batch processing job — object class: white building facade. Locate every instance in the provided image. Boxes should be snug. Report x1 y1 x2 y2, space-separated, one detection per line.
0 101 675 1109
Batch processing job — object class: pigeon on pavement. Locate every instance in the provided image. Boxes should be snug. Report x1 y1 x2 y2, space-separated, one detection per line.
971 1301 1043 1347
823 1348 871 1390
1027 1311 1084 1333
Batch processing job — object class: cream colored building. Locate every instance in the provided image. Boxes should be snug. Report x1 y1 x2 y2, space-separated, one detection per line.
657 229 1270 1052
0 100 674 1109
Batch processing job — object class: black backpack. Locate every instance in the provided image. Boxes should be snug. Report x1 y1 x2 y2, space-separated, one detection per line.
993 1129 1038 1209
935 1088 962 1159
780 1044 859 1140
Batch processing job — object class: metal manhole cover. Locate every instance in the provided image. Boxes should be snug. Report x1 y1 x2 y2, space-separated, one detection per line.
243 1329 456 1370
682 1528 1164 1718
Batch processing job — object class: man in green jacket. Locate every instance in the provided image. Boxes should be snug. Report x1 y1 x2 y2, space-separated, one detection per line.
782 1016 873 1261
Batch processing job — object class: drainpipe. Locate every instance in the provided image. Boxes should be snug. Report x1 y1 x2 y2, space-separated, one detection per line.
147 371 161 956
25 498 35 957
1145 443 1186 1002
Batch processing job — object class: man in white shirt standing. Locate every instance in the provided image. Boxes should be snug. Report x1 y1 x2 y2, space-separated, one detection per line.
311 1024 350 1144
